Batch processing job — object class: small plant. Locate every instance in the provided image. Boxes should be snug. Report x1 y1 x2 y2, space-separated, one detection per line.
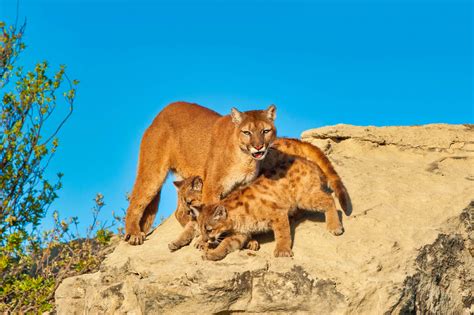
0 194 124 313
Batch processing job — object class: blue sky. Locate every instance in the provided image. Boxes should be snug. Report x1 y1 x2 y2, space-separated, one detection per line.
1 0 472 233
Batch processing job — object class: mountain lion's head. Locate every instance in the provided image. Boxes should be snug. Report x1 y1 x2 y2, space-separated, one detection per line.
198 204 233 246
231 105 277 161
173 176 203 220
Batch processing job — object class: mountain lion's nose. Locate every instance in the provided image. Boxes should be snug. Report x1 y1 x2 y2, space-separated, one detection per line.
254 144 264 150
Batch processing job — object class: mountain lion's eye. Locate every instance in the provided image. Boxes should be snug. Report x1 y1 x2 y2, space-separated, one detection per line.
206 226 213 232
262 129 271 134
242 130 251 136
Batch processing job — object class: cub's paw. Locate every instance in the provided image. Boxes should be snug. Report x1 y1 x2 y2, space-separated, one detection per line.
194 239 208 251
168 242 181 252
124 232 146 246
327 225 344 236
245 239 260 251
202 249 226 261
273 247 294 258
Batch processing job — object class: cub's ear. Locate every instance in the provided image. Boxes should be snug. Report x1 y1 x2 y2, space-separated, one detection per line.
173 180 184 189
231 107 243 124
213 205 227 220
266 104 277 121
192 176 203 192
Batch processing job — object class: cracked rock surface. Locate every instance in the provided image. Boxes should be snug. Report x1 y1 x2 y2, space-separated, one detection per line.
55 124 474 314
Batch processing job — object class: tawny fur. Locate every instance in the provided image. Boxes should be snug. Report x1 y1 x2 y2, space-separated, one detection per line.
198 150 344 261
167 177 203 251
167 138 350 253
168 176 260 252
125 102 277 245
271 138 352 215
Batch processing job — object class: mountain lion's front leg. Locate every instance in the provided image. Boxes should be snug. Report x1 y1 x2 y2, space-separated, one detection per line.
125 126 170 245
202 233 249 261
168 221 198 251
272 215 293 257
201 181 225 205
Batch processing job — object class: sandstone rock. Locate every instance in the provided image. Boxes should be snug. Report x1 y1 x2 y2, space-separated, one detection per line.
388 202 473 314
55 124 474 314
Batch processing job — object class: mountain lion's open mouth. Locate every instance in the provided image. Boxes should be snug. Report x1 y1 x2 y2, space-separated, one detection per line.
251 151 266 160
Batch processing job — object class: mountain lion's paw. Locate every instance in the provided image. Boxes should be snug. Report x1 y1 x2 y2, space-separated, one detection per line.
328 225 344 236
246 239 260 251
124 231 146 245
202 249 226 261
194 239 208 251
274 247 293 257
168 242 180 252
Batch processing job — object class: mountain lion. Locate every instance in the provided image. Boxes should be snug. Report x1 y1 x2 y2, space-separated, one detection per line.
125 102 277 245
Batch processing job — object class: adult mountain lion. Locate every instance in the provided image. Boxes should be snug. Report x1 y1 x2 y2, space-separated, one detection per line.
125 102 277 245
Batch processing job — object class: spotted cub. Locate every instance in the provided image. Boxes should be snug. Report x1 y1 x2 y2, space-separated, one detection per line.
167 176 204 251
168 176 260 252
198 149 344 261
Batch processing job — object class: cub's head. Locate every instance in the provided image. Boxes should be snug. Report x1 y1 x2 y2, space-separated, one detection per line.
173 176 203 219
231 105 277 161
198 204 232 246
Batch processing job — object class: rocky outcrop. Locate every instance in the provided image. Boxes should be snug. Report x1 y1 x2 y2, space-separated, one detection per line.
55 124 474 314
388 201 473 314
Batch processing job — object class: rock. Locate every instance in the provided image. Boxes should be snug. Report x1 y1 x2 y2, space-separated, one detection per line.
388 201 473 314
55 124 474 314
301 123 474 153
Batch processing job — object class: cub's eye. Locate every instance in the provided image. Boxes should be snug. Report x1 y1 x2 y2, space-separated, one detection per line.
242 130 251 136
262 129 271 134
205 226 213 232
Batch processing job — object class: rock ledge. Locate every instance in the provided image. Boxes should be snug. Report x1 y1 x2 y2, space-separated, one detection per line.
56 124 474 314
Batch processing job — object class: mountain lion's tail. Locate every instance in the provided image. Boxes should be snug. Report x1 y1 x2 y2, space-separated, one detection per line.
273 138 352 215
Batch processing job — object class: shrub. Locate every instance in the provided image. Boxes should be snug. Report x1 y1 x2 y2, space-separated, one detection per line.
0 193 123 312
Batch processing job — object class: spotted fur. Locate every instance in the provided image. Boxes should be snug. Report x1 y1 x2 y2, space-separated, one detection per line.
199 150 344 261
167 176 261 252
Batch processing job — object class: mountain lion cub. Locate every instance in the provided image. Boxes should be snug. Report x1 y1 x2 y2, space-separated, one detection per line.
198 149 344 261
168 176 260 252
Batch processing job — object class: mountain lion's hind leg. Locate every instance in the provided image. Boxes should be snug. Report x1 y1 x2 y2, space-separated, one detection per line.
125 128 170 245
140 192 161 235
303 191 343 236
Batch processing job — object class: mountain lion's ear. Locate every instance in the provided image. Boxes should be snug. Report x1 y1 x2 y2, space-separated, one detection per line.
266 104 276 121
192 176 203 192
231 107 243 124
213 205 227 220
173 180 184 189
